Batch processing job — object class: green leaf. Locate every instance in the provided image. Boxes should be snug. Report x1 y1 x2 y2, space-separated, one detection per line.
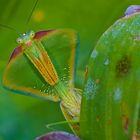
80 13 140 140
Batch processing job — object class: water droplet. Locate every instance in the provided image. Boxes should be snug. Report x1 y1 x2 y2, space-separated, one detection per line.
104 58 110 65
91 49 98 59
84 78 99 99
114 87 122 102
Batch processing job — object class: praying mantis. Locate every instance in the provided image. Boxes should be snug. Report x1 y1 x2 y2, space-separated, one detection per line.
1 0 82 136
1 0 85 135
2 1 140 139
3 29 82 134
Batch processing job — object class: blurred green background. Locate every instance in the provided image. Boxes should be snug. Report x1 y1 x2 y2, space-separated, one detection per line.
0 0 140 140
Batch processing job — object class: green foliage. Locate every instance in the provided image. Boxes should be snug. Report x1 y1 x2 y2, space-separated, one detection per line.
80 11 140 140
1 0 140 140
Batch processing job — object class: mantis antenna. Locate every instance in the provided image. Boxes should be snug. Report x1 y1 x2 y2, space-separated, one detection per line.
26 0 39 24
0 23 19 34
0 0 39 33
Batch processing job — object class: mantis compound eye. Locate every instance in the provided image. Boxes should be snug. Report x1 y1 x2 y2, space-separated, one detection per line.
30 31 35 38
16 38 23 44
